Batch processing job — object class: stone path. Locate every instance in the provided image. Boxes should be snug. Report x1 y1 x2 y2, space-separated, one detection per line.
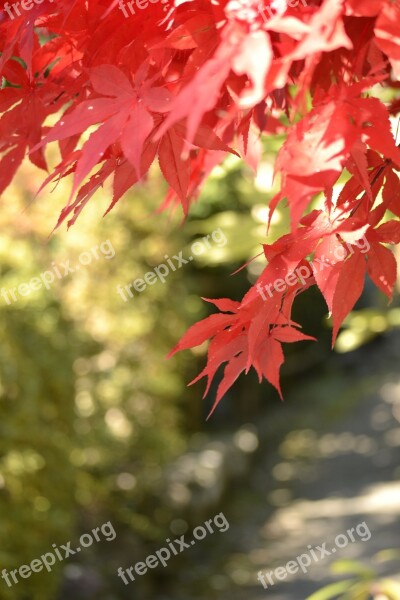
224 338 400 599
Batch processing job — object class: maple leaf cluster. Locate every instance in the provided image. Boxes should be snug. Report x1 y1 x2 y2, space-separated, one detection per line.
1 0 400 413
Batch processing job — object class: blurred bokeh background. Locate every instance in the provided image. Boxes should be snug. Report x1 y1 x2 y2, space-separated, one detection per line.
1 136 400 600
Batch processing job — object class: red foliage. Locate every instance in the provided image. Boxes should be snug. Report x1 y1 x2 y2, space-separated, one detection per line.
1 0 400 413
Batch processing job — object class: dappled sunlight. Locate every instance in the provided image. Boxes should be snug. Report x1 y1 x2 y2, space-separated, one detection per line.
237 372 400 597
264 481 400 532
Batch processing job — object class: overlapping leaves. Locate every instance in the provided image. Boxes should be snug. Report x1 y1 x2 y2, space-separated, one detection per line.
1 0 400 412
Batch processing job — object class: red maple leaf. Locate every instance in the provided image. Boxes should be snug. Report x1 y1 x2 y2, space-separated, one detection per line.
1 0 400 412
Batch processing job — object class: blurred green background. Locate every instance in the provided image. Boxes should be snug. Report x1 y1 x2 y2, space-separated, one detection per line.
1 141 400 600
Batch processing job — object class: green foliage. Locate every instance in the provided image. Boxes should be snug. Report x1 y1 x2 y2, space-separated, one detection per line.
307 555 400 600
0 305 78 599
0 167 196 598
